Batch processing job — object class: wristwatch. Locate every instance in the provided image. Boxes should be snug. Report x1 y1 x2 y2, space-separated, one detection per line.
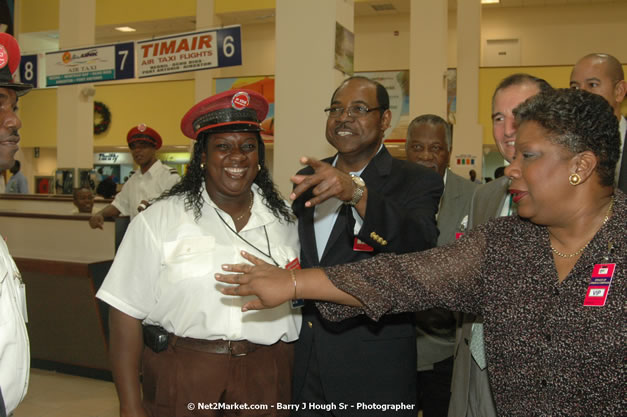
346 175 365 206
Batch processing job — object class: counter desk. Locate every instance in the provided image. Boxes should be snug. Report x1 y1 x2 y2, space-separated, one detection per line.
0 195 128 380
15 256 113 380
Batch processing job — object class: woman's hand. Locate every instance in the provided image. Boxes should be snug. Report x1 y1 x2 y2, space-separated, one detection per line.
216 251 295 311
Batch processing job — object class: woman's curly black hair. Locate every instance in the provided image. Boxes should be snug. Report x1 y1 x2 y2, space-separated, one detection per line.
514 88 620 187
158 132 294 223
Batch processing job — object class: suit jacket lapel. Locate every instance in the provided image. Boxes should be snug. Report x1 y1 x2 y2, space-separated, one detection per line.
440 172 460 213
320 204 350 261
491 176 510 216
360 145 392 188
479 176 509 222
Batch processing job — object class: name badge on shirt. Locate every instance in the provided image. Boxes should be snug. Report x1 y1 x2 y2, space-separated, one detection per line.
583 263 615 307
353 237 374 252
285 258 304 309
19 282 28 323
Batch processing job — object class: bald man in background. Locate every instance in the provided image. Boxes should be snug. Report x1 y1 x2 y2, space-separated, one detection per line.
570 53 626 192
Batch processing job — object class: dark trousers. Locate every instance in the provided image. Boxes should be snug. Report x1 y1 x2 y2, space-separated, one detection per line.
416 356 454 417
292 346 333 417
142 340 294 417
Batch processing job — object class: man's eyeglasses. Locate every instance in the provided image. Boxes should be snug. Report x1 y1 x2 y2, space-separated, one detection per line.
324 105 383 118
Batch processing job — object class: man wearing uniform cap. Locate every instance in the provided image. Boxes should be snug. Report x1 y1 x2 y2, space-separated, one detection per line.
0 33 33 417
89 124 180 229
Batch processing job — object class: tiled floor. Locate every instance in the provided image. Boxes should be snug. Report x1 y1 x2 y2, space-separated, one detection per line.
13 369 118 417
14 369 424 416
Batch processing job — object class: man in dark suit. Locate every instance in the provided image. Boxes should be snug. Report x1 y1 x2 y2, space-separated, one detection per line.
449 74 552 417
405 114 477 417
290 76 443 416
570 53 626 192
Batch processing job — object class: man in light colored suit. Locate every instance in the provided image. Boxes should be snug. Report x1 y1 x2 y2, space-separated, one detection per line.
449 74 552 417
406 115 477 246
405 114 477 417
570 53 626 192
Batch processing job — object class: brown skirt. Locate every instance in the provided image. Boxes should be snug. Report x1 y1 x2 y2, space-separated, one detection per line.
141 339 294 417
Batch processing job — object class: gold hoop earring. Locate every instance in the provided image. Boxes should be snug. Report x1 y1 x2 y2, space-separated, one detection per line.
568 173 581 186
257 164 262 171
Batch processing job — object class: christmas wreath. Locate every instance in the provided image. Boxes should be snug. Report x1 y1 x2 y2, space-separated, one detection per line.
94 101 111 134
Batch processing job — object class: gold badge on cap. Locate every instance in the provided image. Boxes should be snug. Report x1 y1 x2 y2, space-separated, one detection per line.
138 123 147 132
0 45 8 70
231 91 250 111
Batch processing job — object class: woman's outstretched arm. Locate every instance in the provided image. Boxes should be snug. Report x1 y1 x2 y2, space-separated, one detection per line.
215 251 362 311
218 222 488 322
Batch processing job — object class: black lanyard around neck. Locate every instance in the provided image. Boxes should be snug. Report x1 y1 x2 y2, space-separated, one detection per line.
213 207 279 266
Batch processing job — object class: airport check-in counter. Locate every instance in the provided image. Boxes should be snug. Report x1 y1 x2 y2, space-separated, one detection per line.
0 194 128 379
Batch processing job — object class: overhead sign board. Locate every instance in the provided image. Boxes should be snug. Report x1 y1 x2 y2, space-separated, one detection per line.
136 25 241 78
45 42 135 86
94 152 134 165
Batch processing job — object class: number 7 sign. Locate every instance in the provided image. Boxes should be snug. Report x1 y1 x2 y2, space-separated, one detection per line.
114 42 135 80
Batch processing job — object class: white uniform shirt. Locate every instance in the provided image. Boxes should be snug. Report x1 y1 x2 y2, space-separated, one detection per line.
97 184 301 344
111 160 180 219
0 238 29 415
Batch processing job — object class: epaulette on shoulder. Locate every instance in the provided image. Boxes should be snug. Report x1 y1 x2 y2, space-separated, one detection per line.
169 168 178 175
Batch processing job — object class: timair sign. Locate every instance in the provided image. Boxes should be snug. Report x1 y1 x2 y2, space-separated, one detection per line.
136 25 241 78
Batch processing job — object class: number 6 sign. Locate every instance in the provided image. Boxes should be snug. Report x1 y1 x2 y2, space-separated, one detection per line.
217 26 242 67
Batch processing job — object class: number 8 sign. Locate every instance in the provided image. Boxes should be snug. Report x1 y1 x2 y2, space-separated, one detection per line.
19 54 38 88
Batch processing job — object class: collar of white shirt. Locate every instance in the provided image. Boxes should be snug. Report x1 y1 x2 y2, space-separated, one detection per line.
137 159 165 178
201 183 282 231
